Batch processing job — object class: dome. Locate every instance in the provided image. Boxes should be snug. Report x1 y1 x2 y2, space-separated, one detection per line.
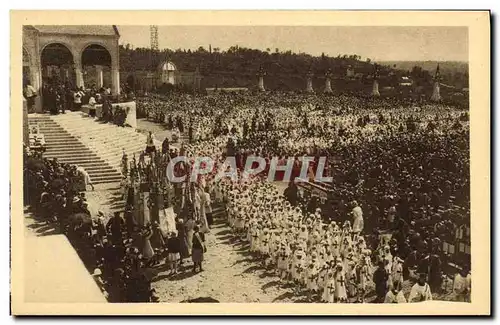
160 61 176 71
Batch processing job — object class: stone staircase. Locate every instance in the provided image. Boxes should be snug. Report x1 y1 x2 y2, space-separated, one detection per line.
27 115 123 184
48 112 153 177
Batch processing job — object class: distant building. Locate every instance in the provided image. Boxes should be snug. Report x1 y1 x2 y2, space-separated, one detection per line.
158 61 177 85
399 76 413 87
122 61 202 93
346 65 355 79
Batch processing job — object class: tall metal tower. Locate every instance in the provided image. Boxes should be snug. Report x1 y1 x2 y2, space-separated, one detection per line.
150 25 159 51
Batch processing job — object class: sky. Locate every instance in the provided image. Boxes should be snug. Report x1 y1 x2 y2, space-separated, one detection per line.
117 25 468 62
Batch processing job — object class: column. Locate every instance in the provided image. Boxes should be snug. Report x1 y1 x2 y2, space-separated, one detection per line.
306 73 314 93
75 59 84 90
111 63 120 95
324 78 332 93
431 81 441 102
95 65 104 89
372 80 380 97
30 65 42 113
258 75 265 92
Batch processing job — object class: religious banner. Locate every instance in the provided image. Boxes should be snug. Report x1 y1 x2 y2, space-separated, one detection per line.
132 188 141 227
159 206 177 236
150 189 160 225
136 192 145 226
143 191 151 226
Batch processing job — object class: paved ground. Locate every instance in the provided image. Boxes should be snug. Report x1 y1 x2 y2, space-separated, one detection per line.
151 217 302 303
136 118 181 144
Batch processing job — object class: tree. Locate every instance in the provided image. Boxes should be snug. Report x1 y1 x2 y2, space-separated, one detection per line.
197 46 206 53
366 58 371 63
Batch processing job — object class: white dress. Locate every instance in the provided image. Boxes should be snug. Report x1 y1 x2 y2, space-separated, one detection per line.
334 270 348 302
306 265 319 291
259 233 270 255
322 275 336 303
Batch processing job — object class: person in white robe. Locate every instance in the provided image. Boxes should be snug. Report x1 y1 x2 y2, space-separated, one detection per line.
323 269 336 303
391 256 404 286
346 260 358 298
408 273 433 302
305 261 319 301
250 224 260 254
356 256 370 302
259 228 270 263
384 286 407 303
292 247 306 292
453 269 471 302
334 263 348 303
277 245 290 282
351 201 364 234
76 166 94 191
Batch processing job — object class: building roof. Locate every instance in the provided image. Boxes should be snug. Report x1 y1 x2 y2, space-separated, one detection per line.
31 25 119 37
158 61 177 71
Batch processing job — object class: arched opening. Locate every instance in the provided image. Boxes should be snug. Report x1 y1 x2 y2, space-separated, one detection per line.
41 43 75 88
158 61 176 86
81 44 112 90
22 47 30 87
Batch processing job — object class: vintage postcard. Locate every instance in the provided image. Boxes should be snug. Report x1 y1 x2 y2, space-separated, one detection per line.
10 10 490 315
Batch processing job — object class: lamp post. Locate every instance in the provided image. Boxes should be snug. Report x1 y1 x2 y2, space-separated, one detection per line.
306 68 314 93
430 64 442 102
257 66 266 92
324 69 333 93
372 64 380 97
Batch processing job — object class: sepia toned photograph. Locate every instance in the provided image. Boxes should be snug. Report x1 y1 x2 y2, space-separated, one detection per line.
10 10 490 316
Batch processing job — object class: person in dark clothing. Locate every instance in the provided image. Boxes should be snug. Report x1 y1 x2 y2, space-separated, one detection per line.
373 261 389 303
106 211 125 246
188 124 193 143
284 181 299 206
192 225 206 273
161 137 170 155
166 232 181 275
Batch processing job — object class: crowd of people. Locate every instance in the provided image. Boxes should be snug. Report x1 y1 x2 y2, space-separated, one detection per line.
23 88 471 303
133 90 471 302
23 78 137 115
23 145 161 303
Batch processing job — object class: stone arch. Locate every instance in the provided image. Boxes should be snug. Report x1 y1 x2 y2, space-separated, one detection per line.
40 42 74 65
80 43 113 89
79 43 113 67
40 42 75 88
158 61 177 85
40 41 76 62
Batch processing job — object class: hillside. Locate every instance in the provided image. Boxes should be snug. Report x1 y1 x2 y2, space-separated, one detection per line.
379 61 469 89
120 46 469 94
119 45 380 91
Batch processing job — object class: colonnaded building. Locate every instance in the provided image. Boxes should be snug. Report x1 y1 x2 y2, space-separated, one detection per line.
22 25 201 113
23 25 122 112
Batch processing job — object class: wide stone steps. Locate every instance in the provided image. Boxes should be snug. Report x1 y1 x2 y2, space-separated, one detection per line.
27 115 123 185
50 112 151 174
